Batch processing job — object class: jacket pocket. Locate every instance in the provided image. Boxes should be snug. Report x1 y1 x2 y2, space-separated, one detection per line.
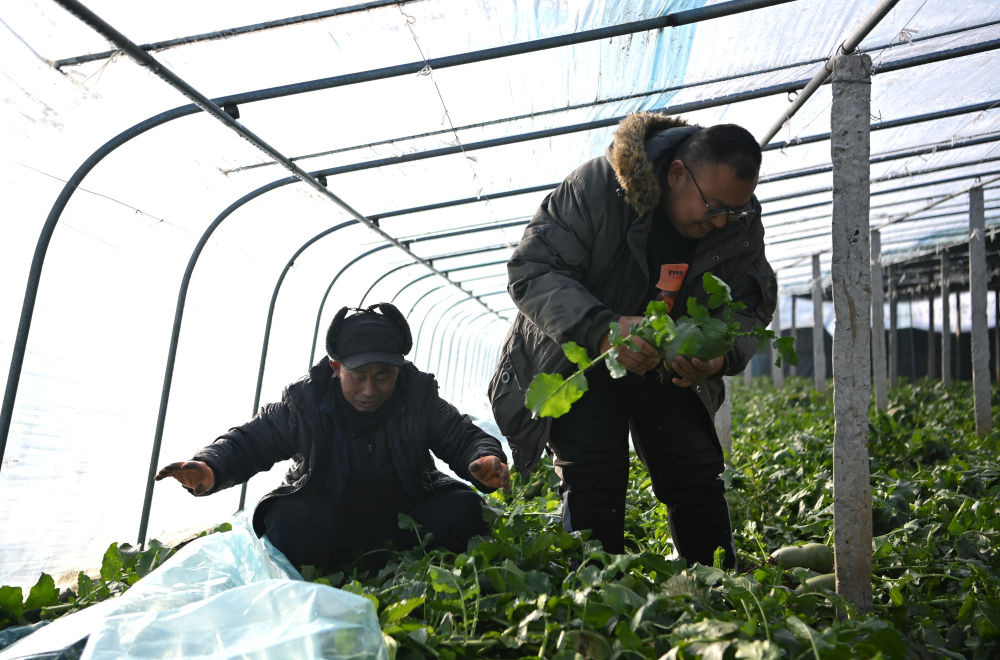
488 326 551 475
747 256 778 323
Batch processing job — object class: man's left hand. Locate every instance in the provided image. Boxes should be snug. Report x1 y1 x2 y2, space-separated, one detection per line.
469 455 511 493
670 355 724 388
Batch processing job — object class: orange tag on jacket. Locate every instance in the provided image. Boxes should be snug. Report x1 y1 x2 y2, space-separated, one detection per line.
655 263 688 312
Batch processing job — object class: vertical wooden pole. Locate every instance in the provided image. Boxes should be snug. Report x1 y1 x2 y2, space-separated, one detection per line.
928 293 937 379
871 230 888 410
888 267 898 387
716 376 733 460
771 296 785 389
743 363 752 386
906 297 917 380
994 288 999 383
955 290 963 379
969 186 992 435
830 53 873 614
908 300 917 379
812 254 827 393
789 296 798 379
942 253 952 385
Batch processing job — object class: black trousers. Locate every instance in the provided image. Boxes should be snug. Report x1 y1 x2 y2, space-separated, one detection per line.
548 366 736 567
262 482 488 573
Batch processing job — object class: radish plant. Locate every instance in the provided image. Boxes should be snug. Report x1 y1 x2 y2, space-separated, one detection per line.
525 272 797 418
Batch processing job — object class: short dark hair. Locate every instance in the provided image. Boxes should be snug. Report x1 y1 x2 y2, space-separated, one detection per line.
676 124 761 180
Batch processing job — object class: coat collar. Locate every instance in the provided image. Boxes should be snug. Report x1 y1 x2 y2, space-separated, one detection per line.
607 113 697 217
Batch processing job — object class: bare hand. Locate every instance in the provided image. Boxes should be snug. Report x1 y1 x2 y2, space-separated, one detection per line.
600 315 659 375
670 355 724 387
155 461 215 496
468 455 511 493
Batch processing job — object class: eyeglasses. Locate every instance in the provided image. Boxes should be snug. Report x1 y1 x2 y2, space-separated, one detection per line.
683 162 754 221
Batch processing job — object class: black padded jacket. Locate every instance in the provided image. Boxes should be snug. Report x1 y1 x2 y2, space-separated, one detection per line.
192 360 507 535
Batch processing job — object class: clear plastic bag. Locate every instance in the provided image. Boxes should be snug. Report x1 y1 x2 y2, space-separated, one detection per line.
0 513 387 659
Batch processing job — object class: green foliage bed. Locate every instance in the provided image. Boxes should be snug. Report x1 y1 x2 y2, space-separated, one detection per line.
3 379 998 659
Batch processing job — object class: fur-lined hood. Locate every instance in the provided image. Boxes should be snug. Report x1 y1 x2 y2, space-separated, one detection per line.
608 113 695 217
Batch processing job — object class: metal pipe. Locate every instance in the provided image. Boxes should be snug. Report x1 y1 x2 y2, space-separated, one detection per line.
431 305 480 391
7 21 993 479
412 294 463 370
359 263 422 307
766 202 1000 247
135 179 286 545
57 0 501 325
0 0 842 475
311 233 519 362
442 310 486 403
434 298 507 383
759 0 901 146
239 219 355 510
399 285 446 317
0 105 194 474
422 299 470 378
762 165 1000 215
34 1 491 544
760 134 1000 186
763 99 1000 153
284 42 1000 187
389 258 509 308
450 313 496 405
54 0 419 68
229 24 1000 175
451 314 487 401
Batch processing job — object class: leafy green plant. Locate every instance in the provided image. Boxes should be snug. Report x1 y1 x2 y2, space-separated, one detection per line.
4 382 998 659
524 272 798 419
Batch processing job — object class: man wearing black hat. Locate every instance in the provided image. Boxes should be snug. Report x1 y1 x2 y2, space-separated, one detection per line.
157 303 510 573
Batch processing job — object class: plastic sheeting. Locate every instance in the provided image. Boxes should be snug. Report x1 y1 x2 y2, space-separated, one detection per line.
0 513 387 659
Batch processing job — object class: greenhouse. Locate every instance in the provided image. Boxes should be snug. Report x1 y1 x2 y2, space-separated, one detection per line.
1 0 998 657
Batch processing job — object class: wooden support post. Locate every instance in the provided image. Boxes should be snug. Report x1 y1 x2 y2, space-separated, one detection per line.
969 186 992 435
743 363 752 386
888 266 898 387
812 254 827 393
771 296 784 389
830 53 873 614
942 252 952 385
928 293 936 379
789 296 798 379
908 300 917 379
994 288 999 383
871 230 888 410
716 376 733 460
955 290 963 379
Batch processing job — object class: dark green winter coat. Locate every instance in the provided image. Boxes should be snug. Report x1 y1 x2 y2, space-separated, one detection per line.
489 113 777 474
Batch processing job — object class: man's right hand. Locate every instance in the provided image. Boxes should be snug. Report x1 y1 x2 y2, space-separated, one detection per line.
155 461 215 496
599 315 660 375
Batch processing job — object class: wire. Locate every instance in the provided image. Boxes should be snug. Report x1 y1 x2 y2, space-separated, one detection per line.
0 15 51 66
397 5 483 194
14 161 190 231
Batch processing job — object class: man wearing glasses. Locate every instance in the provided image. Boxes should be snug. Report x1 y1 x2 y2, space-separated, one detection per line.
490 112 776 569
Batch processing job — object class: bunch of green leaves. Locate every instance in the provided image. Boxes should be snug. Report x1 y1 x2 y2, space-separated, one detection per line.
4 381 998 658
317 378 994 659
297 449 921 660
524 272 797 419
728 377 1000 659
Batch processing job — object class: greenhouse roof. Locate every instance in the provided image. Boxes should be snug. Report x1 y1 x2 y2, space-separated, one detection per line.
1 0 999 588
